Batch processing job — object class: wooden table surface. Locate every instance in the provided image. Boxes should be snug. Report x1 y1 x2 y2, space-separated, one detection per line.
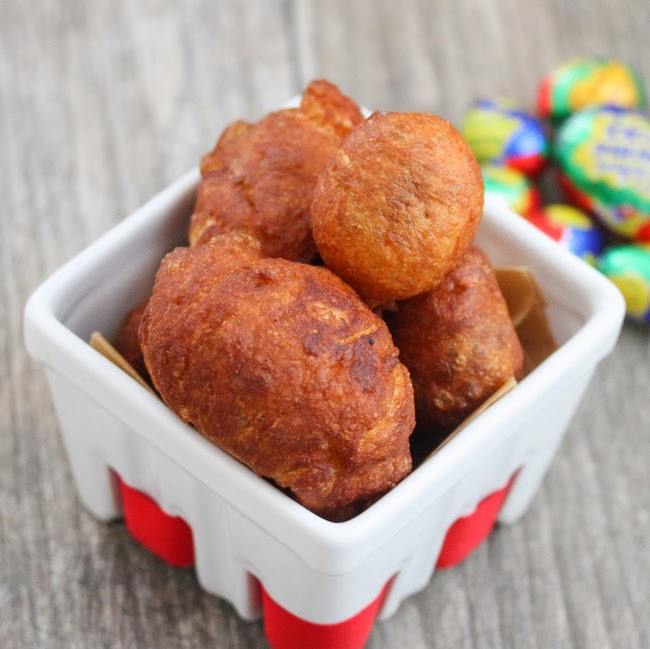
2 1 649 647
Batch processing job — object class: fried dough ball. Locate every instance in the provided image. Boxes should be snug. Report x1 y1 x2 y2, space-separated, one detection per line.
386 246 523 433
140 234 414 520
189 81 364 262
312 112 484 303
113 298 150 383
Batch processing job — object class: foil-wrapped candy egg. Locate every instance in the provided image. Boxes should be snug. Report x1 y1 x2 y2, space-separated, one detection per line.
598 244 650 324
527 204 604 265
554 106 650 242
461 98 548 177
538 57 646 122
482 165 541 217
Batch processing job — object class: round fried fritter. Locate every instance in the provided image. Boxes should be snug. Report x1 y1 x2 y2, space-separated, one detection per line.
140 234 414 520
311 112 484 302
386 246 523 433
189 81 364 262
113 298 151 383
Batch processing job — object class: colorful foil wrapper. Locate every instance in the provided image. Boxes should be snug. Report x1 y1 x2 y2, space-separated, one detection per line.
527 204 604 264
554 107 650 242
461 98 548 176
598 244 650 323
482 165 541 217
538 58 646 122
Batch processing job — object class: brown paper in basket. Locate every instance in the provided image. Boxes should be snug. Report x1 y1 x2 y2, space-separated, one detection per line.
427 266 558 457
495 266 558 376
90 332 156 395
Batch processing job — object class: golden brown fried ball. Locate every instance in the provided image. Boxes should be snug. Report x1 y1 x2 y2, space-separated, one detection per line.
386 246 523 433
311 112 484 303
189 81 364 262
140 234 414 520
113 298 151 383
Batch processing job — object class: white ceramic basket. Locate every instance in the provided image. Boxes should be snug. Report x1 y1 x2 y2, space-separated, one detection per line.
24 167 624 646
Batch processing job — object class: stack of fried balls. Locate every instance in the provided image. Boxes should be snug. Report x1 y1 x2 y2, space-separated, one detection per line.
115 81 524 521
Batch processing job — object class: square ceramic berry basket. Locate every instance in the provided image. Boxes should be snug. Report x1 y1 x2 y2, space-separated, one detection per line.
24 164 624 649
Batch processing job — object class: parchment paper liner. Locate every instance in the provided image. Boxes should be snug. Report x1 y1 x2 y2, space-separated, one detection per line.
90 332 155 395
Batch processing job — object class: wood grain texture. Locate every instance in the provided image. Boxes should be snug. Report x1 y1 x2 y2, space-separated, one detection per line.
2 0 649 647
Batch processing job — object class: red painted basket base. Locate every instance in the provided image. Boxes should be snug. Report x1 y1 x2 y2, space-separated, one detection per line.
262 580 392 649
117 476 195 568
114 469 518 647
436 472 518 569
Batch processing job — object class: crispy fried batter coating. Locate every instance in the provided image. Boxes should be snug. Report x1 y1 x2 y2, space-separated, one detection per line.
300 79 365 140
190 81 364 262
140 235 414 520
113 298 151 383
190 110 337 261
386 247 523 432
312 112 484 302
199 120 252 175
